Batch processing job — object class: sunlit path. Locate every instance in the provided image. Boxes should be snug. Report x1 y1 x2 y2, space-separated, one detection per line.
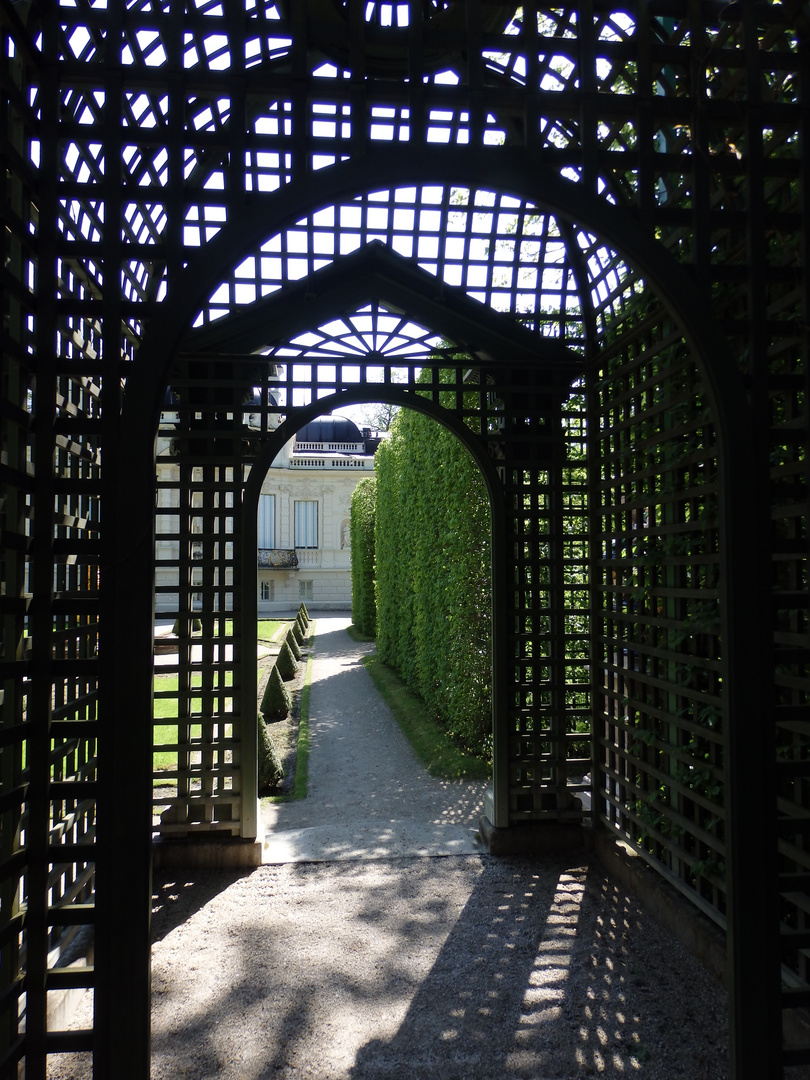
262 614 489 862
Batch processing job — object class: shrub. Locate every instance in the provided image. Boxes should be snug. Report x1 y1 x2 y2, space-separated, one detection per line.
260 664 291 721
258 714 284 791
286 629 302 661
276 639 297 681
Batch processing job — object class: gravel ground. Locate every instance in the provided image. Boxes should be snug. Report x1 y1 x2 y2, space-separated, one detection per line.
50 615 735 1080
142 854 729 1080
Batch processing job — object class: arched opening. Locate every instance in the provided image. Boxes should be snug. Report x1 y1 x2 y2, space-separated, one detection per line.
140 215 591 848
248 395 498 861
131 172 756 848
152 374 508 844
153 358 512 845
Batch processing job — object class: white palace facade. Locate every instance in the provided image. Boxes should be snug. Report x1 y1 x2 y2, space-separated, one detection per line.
156 394 379 615
255 415 380 612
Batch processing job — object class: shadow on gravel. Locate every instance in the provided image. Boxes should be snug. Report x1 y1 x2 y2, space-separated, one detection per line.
347 859 728 1080
143 855 729 1080
347 858 575 1080
151 869 252 943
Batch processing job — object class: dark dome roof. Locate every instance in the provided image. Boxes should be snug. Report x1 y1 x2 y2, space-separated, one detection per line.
296 416 362 443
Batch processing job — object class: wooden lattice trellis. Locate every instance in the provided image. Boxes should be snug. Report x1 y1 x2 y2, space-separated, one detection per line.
0 2 807 1077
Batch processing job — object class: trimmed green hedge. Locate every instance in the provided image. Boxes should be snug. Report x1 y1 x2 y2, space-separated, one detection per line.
374 385 492 756
285 629 302 662
350 476 377 637
260 663 291 721
276 639 297 681
258 713 284 790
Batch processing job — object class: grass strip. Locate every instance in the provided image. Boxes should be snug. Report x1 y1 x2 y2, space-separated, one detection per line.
264 622 315 803
290 651 313 799
362 655 490 781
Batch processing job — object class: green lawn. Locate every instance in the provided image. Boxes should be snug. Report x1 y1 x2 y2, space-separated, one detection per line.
152 619 287 772
153 673 236 771
153 674 210 771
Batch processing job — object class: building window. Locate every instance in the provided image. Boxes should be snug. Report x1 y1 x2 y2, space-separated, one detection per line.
258 494 275 548
260 580 273 601
299 580 313 601
294 500 318 548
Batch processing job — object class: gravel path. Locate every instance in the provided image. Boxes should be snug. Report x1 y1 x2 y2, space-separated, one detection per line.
262 615 488 861
50 615 732 1080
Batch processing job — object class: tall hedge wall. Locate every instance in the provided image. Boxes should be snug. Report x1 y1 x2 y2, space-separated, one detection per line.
350 476 377 636
374 395 492 755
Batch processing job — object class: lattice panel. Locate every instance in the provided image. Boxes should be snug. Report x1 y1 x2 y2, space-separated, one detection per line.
154 359 244 836
0 22 36 1070
591 298 726 924
498 371 590 820
1 11 100 1071
193 187 591 351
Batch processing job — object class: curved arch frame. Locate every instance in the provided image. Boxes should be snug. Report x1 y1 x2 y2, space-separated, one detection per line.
104 148 774 1078
238 385 509 841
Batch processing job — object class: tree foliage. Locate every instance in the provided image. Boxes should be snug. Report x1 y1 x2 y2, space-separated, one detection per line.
363 401 400 432
285 628 302 661
350 477 377 636
374 384 492 756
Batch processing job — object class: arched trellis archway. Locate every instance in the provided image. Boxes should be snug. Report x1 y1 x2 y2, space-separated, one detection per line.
101 157 773 1078
2 3 804 1077
152 238 586 844
238 382 510 835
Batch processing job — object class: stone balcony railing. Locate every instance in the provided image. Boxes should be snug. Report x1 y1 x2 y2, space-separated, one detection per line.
294 441 363 452
296 549 321 567
257 549 298 569
290 455 372 469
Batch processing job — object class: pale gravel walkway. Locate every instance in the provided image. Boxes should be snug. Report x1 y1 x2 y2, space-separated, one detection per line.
262 615 489 862
49 614 734 1080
